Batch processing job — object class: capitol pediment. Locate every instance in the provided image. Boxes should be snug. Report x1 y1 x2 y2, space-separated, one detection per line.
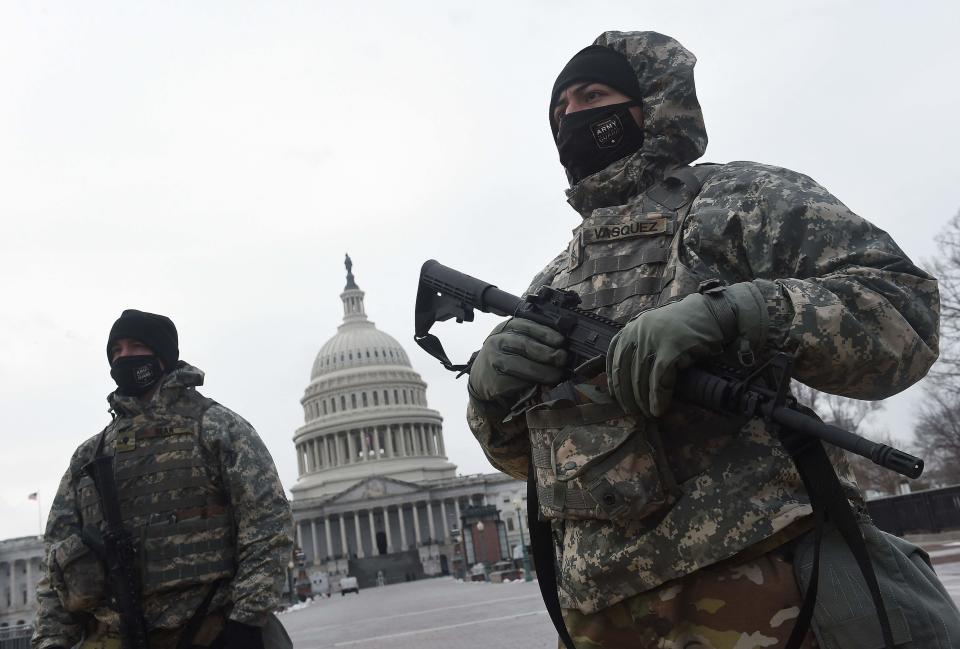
327 476 423 505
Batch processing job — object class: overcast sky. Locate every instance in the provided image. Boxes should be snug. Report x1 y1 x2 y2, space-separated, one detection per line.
2 1 958 540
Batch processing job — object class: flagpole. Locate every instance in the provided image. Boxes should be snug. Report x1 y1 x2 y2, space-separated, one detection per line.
37 491 42 536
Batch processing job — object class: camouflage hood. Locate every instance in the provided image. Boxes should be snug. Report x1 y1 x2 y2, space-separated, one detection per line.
108 361 205 416
563 31 708 216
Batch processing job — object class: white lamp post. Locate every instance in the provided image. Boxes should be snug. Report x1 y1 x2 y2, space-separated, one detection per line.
513 497 533 582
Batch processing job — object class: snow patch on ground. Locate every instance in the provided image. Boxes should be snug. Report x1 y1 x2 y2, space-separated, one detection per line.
279 598 319 615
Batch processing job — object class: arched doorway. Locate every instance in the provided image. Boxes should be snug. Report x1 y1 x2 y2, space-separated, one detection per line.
376 531 388 555
440 554 449 575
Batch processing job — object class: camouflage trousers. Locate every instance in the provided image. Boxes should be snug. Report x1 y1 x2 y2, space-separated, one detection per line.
79 614 224 649
561 548 817 649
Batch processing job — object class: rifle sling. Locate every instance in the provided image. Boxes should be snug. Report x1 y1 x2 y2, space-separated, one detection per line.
780 432 896 649
175 579 226 649
85 431 150 649
527 457 576 649
413 332 472 373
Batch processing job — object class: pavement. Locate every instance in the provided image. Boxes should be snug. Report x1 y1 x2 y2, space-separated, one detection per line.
908 532 960 602
280 535 960 649
279 578 557 649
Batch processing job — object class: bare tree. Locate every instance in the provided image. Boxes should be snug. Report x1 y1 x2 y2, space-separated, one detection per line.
913 389 960 486
791 381 901 495
927 209 960 393
791 381 881 433
912 209 960 485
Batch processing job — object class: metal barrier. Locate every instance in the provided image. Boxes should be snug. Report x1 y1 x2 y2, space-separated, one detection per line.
866 485 960 537
0 625 32 649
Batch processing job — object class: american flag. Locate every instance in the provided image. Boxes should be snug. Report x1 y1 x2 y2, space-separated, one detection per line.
27 492 38 501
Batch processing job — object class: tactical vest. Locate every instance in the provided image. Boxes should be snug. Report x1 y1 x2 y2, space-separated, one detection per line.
76 391 236 596
526 165 813 613
529 165 720 522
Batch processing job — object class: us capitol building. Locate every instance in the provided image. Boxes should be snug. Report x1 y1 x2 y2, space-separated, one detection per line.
289 257 527 586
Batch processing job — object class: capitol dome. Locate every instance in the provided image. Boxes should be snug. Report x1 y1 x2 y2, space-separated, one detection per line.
291 256 456 500
310 320 411 380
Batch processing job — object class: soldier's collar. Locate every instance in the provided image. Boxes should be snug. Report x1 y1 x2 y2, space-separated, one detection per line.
565 150 666 217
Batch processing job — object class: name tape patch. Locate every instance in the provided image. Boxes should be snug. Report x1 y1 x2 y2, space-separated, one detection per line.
582 217 669 244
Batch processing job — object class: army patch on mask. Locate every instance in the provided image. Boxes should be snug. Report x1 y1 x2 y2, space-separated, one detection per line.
582 216 670 244
591 115 624 149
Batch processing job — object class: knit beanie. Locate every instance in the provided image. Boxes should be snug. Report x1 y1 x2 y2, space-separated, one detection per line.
550 45 643 130
106 309 179 369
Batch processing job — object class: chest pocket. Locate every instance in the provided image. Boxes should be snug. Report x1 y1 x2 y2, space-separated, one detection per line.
526 396 679 523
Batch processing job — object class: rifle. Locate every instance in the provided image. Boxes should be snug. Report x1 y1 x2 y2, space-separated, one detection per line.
83 453 150 649
414 259 923 479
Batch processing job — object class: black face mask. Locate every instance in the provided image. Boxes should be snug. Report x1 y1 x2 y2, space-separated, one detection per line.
555 101 644 184
110 355 164 396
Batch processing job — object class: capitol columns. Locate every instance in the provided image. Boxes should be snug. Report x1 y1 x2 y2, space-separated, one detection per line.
412 503 422 546
311 519 320 564
353 514 364 558
440 499 451 543
367 510 377 555
425 500 436 542
339 516 348 558
347 432 356 464
383 506 394 553
384 424 395 458
324 518 334 560
399 506 408 550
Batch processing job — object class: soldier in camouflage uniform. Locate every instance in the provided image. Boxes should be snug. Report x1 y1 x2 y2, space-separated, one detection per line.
466 31 960 648
33 310 294 649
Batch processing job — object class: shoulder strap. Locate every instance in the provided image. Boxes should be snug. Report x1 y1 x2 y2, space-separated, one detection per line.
175 578 226 649
527 458 576 649
644 164 720 211
780 431 896 649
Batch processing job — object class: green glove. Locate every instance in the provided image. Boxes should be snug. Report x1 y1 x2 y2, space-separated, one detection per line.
607 282 767 418
468 318 569 404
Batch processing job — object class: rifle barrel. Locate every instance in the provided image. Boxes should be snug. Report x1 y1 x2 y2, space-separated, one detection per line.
768 405 923 479
677 368 923 479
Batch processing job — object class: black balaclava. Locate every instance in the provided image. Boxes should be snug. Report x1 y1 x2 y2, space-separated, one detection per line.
106 309 179 395
550 45 645 183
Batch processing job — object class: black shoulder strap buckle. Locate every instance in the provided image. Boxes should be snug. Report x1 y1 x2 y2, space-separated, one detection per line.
646 165 710 211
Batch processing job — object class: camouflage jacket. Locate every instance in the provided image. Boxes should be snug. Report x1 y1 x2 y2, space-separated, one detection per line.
33 363 294 649
467 31 939 614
